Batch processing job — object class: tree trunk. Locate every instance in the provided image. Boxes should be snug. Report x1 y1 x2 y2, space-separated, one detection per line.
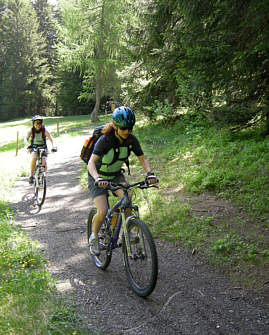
265 109 269 136
90 2 105 123
91 64 102 122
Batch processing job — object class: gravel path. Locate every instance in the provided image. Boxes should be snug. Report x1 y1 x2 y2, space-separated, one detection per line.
11 131 269 335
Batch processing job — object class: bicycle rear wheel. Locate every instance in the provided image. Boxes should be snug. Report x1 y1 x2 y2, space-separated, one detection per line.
122 218 158 297
34 174 46 207
87 208 112 270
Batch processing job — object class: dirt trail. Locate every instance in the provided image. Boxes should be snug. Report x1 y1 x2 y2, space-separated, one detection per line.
11 131 269 335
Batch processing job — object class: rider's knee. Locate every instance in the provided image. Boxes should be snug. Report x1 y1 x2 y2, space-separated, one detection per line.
97 209 107 219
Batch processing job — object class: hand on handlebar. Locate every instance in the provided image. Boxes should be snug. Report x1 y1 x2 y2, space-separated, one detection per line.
94 177 109 188
146 172 159 185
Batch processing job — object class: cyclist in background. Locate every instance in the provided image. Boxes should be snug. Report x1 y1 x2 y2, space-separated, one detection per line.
88 106 158 256
24 115 56 184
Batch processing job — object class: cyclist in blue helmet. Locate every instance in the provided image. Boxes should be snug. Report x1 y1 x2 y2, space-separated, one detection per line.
87 106 158 256
24 115 57 184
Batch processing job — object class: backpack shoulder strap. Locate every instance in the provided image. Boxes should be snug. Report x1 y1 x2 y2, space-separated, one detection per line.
93 125 105 138
31 127 35 145
42 126 46 144
109 139 132 175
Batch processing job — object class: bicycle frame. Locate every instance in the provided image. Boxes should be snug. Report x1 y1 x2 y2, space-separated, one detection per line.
88 180 159 297
106 182 148 257
33 147 46 186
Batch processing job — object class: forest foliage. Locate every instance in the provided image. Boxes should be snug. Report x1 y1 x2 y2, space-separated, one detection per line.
0 0 269 132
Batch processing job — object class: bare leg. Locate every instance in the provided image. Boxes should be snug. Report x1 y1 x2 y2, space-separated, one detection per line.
92 194 108 235
30 157 37 176
42 157 47 172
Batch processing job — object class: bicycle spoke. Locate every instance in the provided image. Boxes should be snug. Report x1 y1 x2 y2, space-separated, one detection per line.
123 218 158 297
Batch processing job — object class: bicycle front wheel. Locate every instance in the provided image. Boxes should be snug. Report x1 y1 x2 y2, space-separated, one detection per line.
122 218 158 297
34 174 46 207
87 208 112 270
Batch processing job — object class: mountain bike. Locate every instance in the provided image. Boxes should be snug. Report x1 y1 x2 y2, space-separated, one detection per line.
87 180 158 297
31 146 57 207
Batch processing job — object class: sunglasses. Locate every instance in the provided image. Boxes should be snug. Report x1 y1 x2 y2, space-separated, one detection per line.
119 126 133 131
35 122 42 125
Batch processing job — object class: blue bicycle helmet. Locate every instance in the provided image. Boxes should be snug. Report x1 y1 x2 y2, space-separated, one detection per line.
112 106 135 129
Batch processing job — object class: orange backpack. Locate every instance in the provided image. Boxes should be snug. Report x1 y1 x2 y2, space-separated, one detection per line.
80 125 104 164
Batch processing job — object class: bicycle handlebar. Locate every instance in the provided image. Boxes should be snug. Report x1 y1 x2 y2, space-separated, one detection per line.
31 146 47 152
108 180 159 192
27 145 57 153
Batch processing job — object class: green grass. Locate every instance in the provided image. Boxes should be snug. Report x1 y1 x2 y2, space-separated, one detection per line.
135 117 269 289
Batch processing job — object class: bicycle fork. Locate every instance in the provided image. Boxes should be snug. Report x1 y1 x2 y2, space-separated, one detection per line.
122 210 146 259
35 166 45 188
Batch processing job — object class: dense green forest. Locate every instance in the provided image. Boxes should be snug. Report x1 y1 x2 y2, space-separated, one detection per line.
0 0 269 134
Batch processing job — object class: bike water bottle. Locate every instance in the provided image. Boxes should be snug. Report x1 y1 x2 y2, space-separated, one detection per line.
111 209 119 232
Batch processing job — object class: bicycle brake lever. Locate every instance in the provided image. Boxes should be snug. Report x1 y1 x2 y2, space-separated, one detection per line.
139 183 149 189
109 183 121 191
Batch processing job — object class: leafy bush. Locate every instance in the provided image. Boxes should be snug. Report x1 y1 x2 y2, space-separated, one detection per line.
144 99 176 123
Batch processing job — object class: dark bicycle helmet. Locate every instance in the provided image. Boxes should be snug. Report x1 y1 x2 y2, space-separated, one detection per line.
32 115 43 122
112 106 135 129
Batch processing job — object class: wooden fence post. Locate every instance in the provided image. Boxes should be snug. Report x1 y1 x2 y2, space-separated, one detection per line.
16 131 19 156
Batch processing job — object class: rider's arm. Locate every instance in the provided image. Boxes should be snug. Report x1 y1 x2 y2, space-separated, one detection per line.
45 130 54 147
88 153 101 180
137 155 153 174
138 155 157 184
88 154 108 187
24 130 31 146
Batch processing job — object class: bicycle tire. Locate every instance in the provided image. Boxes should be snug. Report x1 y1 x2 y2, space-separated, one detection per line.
34 174 46 207
87 207 112 270
122 218 158 297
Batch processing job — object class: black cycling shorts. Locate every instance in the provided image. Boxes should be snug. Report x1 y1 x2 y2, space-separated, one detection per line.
87 172 126 199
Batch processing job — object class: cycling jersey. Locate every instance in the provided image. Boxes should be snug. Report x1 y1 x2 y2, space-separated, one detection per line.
93 132 143 180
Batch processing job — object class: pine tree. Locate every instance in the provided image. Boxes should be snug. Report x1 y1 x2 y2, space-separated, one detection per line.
0 0 51 120
58 0 126 121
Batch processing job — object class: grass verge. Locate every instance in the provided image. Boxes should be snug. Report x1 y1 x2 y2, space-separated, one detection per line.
0 201 90 335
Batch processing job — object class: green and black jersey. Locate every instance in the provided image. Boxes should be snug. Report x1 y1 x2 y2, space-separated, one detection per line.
93 132 143 180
